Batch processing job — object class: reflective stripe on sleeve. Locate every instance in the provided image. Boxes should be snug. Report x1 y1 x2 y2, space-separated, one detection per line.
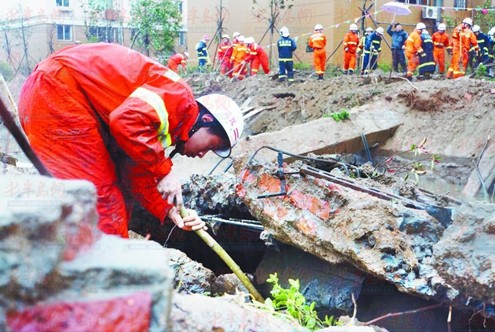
130 87 171 148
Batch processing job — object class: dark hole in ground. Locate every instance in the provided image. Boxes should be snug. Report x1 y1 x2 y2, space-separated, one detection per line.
129 205 265 275
358 276 495 332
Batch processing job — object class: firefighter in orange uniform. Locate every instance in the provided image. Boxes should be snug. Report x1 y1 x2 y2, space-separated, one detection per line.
230 35 249 79
447 17 478 79
245 37 270 75
308 24 327 80
167 52 189 73
431 23 451 74
405 22 425 81
217 34 233 76
18 43 244 238
343 24 360 74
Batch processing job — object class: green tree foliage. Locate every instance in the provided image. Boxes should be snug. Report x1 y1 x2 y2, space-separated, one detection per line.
474 1 495 33
130 0 182 57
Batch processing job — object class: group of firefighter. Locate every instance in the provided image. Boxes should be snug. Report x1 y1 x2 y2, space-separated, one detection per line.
167 16 494 81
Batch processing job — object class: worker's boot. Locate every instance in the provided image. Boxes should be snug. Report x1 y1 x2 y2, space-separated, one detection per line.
318 74 324 80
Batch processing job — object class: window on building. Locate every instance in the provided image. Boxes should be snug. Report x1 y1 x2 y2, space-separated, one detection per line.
89 26 122 44
178 32 186 46
454 0 466 9
56 0 70 7
57 25 72 41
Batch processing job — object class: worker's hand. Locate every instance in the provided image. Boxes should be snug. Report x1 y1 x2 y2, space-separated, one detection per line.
402 45 406 50
157 172 183 207
167 206 206 231
345 47 349 52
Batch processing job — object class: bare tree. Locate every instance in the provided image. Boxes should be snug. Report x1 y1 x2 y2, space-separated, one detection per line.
47 23 56 55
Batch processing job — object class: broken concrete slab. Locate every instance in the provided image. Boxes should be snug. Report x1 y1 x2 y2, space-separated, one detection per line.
462 141 495 198
234 107 402 163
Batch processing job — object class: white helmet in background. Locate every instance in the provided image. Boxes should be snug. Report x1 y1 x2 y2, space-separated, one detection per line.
233 32 240 38
196 94 244 157
237 35 246 43
350 24 358 31
365 27 373 33
421 29 429 35
183 52 189 58
472 25 481 33
438 23 446 31
416 22 426 30
463 17 473 26
314 24 323 31
245 37 255 44
280 26 290 37
222 34 230 40
376 27 384 35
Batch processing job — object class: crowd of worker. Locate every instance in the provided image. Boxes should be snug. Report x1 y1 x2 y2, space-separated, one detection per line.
168 16 494 81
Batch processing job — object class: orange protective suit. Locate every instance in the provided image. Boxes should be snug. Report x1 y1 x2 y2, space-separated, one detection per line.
167 53 187 72
405 30 424 78
18 44 198 238
217 40 233 75
245 43 270 75
431 31 451 74
447 24 478 78
308 31 327 75
343 32 359 73
230 42 249 79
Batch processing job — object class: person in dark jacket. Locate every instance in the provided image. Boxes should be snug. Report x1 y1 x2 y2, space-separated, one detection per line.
387 23 408 73
196 34 211 71
362 27 384 74
277 26 297 82
472 25 491 68
418 30 435 77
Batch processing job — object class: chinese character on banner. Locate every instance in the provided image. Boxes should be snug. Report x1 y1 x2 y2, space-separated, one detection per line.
4 180 20 197
188 7 199 25
201 8 214 25
50 183 65 198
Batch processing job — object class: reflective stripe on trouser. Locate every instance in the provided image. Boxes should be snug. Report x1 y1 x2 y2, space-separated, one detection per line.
279 59 294 80
252 56 270 75
448 49 468 77
344 52 357 71
406 53 419 76
313 48 326 74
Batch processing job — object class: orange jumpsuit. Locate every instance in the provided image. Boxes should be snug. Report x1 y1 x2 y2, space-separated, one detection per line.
167 53 187 73
230 42 249 79
447 24 478 78
18 44 198 238
405 30 423 78
343 32 359 73
217 40 233 75
431 32 451 74
245 43 270 75
308 31 327 75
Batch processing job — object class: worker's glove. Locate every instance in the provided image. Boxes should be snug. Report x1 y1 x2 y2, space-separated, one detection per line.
402 45 406 50
345 47 349 52
357 49 362 54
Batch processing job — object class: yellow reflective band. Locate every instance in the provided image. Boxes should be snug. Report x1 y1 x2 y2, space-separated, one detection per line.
130 87 171 148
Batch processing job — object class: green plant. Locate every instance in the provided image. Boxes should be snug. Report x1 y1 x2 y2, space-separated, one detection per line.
294 62 312 70
255 273 337 330
324 109 350 122
377 62 392 73
476 63 487 78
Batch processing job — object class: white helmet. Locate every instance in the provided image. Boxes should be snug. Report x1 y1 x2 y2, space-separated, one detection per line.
221 34 230 40
365 27 373 33
280 26 290 37
463 17 473 26
183 52 189 58
245 37 255 44
233 32 240 38
488 27 495 36
376 27 384 35
237 35 245 43
421 29 429 35
472 25 481 33
314 24 323 31
438 23 446 31
416 22 426 30
350 24 358 31
196 94 244 157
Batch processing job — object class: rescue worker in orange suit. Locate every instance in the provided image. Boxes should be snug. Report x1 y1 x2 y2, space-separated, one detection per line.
308 24 327 80
405 22 425 81
167 52 189 73
230 35 249 80
343 24 360 74
245 37 270 75
217 34 233 76
18 43 244 238
447 17 478 79
431 23 451 74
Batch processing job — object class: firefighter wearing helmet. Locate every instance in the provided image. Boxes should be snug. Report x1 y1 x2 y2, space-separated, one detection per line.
404 22 425 80
362 26 384 74
309 24 327 79
387 22 408 73
470 25 490 69
431 23 452 74
17 43 245 238
218 34 233 76
447 17 478 78
343 24 359 74
277 26 297 82
196 34 211 71
167 51 189 73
